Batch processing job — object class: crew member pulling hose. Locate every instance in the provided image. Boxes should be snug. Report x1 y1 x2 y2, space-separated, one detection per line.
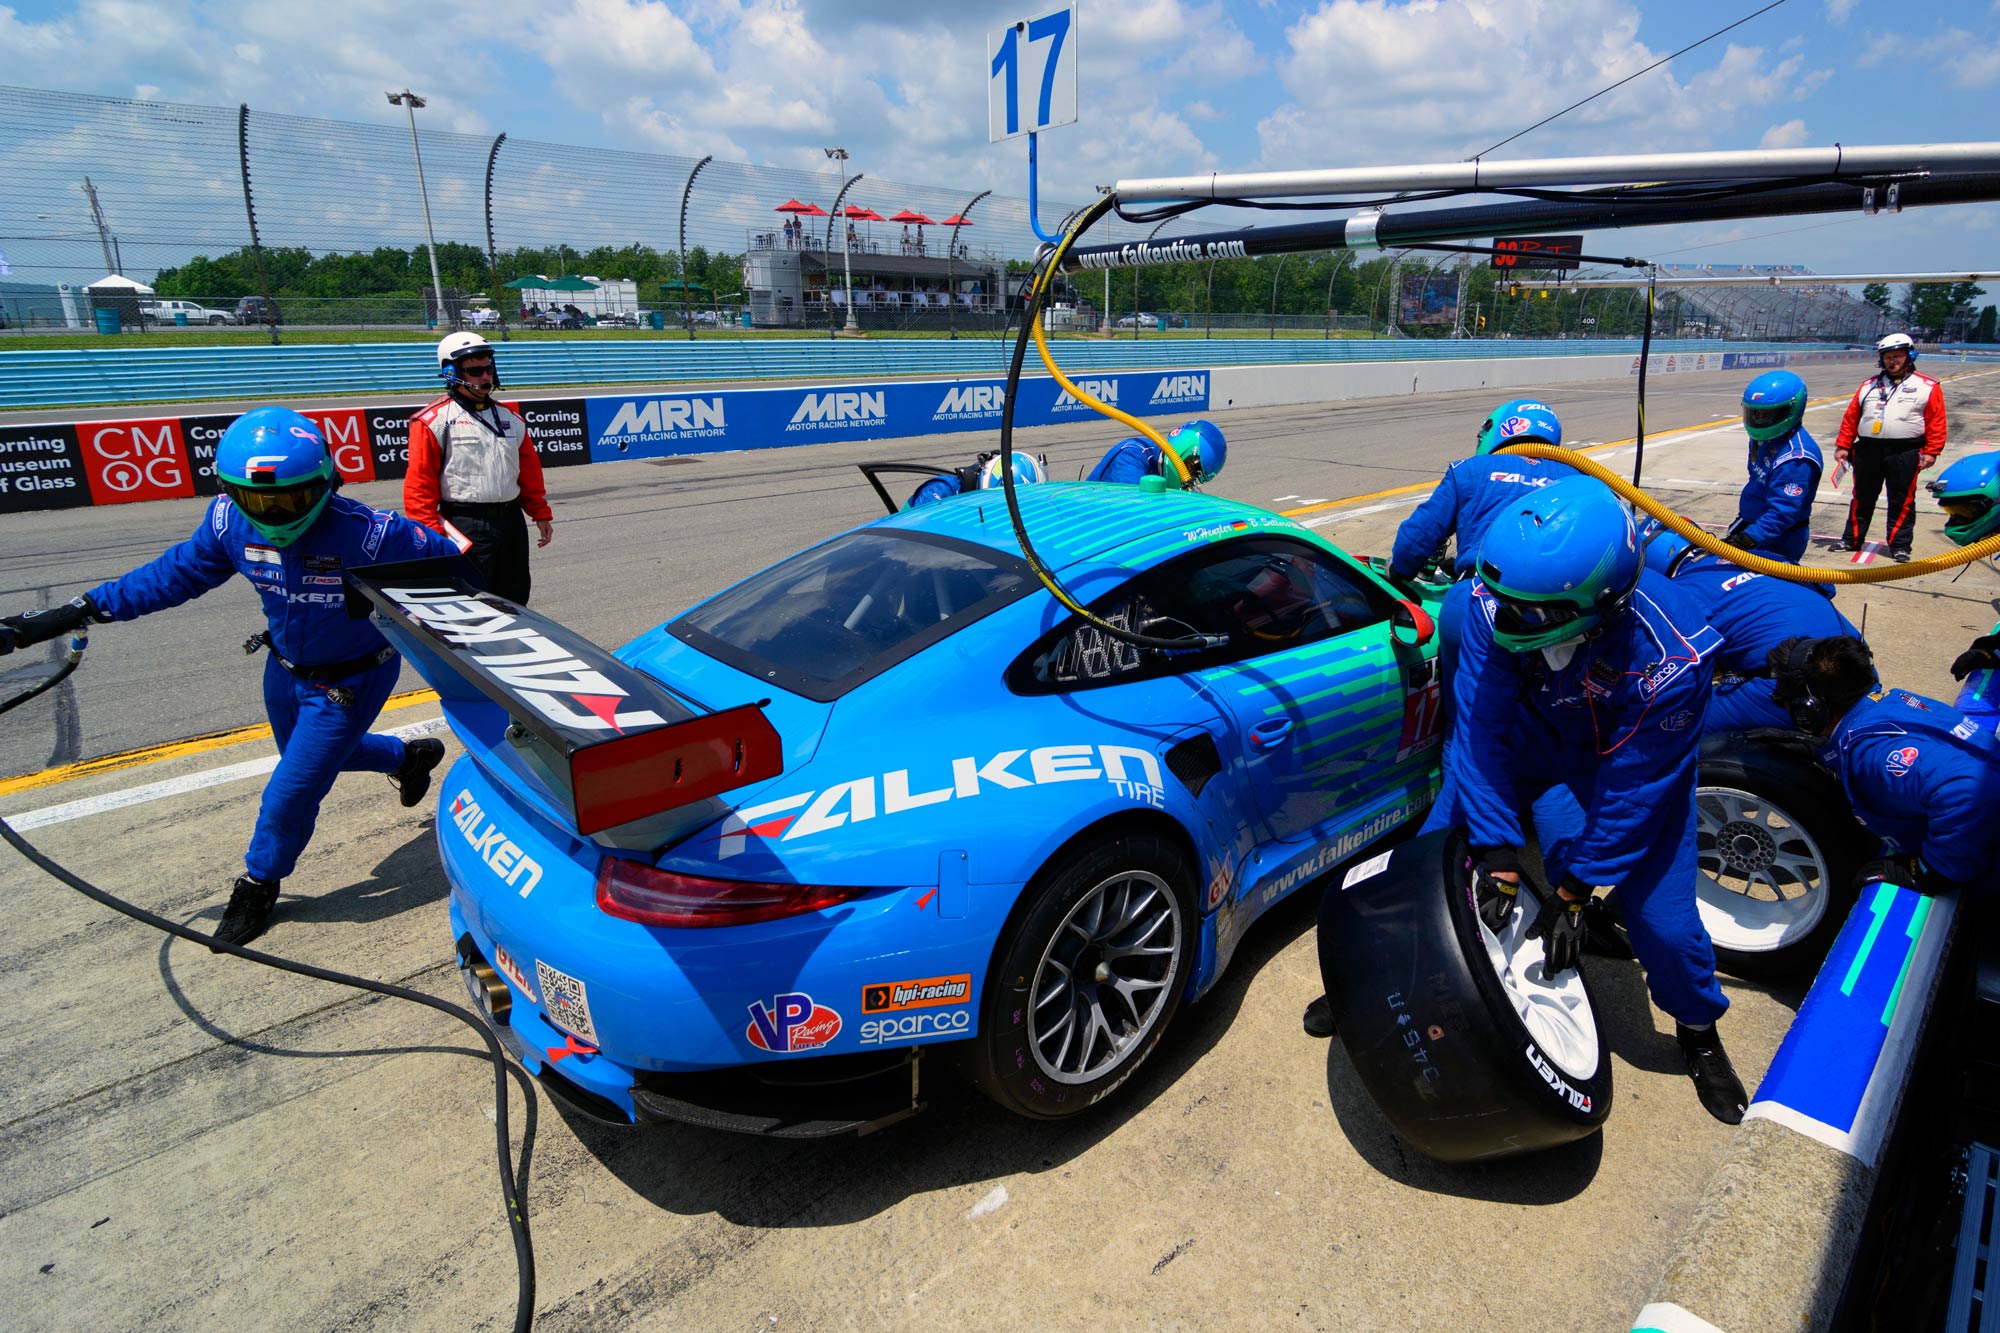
0 654 537 1333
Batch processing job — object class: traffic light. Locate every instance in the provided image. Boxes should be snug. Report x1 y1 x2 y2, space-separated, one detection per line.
1477 315 1486 329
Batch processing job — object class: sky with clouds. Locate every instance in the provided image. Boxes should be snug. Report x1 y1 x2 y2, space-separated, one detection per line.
3 0 1998 276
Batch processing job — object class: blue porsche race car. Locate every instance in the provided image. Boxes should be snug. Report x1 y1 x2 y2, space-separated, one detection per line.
353 480 1446 1135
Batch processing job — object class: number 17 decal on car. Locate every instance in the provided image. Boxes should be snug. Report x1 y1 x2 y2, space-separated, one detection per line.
1397 681 1444 761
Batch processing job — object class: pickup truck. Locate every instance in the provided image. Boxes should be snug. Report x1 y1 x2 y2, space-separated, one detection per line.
141 299 234 326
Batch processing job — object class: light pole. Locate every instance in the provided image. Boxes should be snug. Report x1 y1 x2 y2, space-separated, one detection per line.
387 90 449 330
78 180 121 275
824 169 864 339
1325 250 1353 339
1268 254 1289 339
824 147 859 332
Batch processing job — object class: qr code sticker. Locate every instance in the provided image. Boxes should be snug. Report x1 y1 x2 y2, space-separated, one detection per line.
535 960 597 1044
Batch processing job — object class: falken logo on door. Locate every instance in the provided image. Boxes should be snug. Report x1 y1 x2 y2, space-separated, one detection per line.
713 745 1168 857
862 974 971 1014
384 586 667 734
1885 745 1920 778
450 791 545 896
535 960 597 1043
493 943 537 1002
746 992 842 1052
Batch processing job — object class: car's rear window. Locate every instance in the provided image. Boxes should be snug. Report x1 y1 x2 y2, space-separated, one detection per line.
672 530 1034 701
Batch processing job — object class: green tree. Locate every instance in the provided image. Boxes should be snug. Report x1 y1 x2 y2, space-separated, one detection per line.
1861 282 1891 313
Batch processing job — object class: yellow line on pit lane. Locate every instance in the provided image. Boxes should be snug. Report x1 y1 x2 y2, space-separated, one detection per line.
0 687 440 797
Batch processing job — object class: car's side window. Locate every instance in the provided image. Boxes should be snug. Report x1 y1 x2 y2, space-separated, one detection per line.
1010 537 1391 694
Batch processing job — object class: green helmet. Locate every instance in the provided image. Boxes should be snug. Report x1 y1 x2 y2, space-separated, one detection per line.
1927 451 2000 547
1741 371 1808 442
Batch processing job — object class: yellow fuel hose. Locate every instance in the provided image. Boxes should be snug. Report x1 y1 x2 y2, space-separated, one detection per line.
1501 441 2000 584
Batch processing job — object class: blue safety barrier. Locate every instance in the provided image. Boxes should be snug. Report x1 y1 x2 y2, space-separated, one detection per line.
0 337 1833 411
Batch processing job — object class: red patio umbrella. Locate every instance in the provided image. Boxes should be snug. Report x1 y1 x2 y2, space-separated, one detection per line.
888 209 936 225
938 214 974 226
840 206 886 221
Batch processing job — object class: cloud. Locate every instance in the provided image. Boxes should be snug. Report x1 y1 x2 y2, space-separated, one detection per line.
1759 119 1808 149
1826 0 1858 21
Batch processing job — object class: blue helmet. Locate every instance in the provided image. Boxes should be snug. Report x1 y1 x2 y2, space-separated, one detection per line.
216 407 337 547
978 451 1047 489
1164 419 1226 486
1928 450 2000 547
1741 370 1808 442
1475 399 1563 456
1635 515 1708 578
1475 475 1640 653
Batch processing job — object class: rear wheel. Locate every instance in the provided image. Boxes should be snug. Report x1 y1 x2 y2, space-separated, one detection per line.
969 831 1196 1119
208 315 227 325
1696 735 1863 979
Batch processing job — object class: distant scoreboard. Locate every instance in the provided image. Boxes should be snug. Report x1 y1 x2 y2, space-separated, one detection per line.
1490 235 1584 270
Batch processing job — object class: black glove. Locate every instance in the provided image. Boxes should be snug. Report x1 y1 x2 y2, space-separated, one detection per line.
1856 855 1920 893
1527 885 1591 976
1723 531 1757 551
0 595 100 657
1473 865 1520 933
1950 633 2000 682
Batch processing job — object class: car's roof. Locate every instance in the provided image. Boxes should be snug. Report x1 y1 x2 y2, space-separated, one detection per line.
873 480 1314 577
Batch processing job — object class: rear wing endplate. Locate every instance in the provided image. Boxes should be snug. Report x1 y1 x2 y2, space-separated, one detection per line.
347 558 781 834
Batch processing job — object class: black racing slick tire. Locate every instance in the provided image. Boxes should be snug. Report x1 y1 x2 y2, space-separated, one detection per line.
969 830 1198 1120
1317 827 1612 1162
1696 731 1865 980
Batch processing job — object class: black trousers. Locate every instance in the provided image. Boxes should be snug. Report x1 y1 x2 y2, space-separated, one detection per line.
1843 440 1924 554
442 500 532 604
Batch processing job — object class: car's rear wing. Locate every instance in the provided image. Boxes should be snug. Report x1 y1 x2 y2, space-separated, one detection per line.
346 558 781 835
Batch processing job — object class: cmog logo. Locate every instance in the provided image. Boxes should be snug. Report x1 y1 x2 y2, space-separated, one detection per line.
384 586 668 733
746 992 842 1052
787 391 886 429
302 408 374 483
82 417 191 503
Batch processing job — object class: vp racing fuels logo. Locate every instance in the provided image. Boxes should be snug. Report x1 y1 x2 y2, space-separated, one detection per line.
450 791 545 897
746 992 842 1052
714 745 1168 858
383 587 668 734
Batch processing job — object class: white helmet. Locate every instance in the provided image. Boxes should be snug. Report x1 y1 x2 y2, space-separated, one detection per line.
1876 332 1916 358
437 332 497 387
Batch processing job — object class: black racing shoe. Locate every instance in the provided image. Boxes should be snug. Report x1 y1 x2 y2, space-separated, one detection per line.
1303 995 1337 1039
1677 1023 1748 1125
391 738 446 808
1891 549 1913 564
212 875 280 952
1826 539 1857 553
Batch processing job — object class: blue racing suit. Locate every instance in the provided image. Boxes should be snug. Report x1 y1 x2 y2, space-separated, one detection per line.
907 475 965 507
88 493 463 883
1818 689 2000 891
1667 554 1856 733
1957 616 2000 737
1734 426 1823 563
1425 569 1730 1025
1086 437 1175 485
1391 453 1578 718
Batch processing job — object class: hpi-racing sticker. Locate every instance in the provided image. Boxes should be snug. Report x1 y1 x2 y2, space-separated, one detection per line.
535 960 597 1043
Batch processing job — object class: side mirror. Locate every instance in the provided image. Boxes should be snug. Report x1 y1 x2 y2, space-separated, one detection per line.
1391 599 1436 649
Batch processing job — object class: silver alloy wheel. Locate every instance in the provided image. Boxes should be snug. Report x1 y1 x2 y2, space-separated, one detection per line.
1694 785 1831 953
1028 868 1184 1086
1476 897 1600 1082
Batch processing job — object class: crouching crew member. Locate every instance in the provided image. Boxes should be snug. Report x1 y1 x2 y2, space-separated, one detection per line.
906 451 1047 507
406 333 554 603
1639 522 1856 733
1434 476 1749 1124
1389 399 1571 696
1730 370 1823 562
0 409 464 948
1085 419 1227 488
1929 451 2000 734
1770 635 2000 896
1833 332 1948 562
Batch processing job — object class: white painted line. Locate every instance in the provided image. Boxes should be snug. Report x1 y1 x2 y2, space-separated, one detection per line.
1299 497 1328 505
10 717 448 831
967 1184 1008 1219
1632 1301 1728 1333
1272 494 1300 502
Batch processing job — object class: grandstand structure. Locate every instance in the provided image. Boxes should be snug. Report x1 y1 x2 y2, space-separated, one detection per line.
1590 264 1907 343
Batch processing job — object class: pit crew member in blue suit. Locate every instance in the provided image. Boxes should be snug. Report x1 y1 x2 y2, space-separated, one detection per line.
1728 370 1823 563
1389 399 1572 711
1770 635 2000 895
905 451 1047 507
1431 475 1748 1123
1084 418 1227 488
0 408 465 949
1639 521 1857 734
1929 452 2000 734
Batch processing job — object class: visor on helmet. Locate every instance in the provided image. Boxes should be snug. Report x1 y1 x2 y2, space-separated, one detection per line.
1489 592 1586 640
1743 403 1796 432
1938 494 1997 525
222 475 332 527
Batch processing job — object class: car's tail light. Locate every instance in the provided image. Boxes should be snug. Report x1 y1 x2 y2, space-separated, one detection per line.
596 857 870 928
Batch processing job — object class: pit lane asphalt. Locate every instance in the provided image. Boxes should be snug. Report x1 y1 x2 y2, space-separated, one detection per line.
2 364 1997 1332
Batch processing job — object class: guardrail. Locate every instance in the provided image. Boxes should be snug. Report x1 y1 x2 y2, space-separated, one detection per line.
0 337 1836 410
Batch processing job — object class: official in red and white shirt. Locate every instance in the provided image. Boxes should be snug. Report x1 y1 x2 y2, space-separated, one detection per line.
1832 332 1948 562
405 333 554 603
